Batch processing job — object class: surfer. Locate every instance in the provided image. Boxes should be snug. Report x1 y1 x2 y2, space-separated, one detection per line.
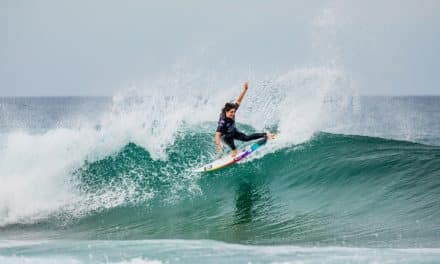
215 82 272 157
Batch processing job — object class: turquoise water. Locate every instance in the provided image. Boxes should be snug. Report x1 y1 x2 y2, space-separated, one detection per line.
0 95 439 263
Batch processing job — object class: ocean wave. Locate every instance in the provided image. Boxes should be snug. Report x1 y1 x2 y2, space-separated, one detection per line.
1 131 439 247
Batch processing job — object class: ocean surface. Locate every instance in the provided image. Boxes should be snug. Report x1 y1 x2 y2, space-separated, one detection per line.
0 90 439 263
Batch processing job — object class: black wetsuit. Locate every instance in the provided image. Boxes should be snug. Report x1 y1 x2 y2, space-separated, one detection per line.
216 110 266 150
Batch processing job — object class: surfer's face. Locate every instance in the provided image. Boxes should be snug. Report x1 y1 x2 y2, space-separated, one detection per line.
226 108 236 119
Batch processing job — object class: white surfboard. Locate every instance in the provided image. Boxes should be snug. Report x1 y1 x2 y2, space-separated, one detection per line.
194 136 273 173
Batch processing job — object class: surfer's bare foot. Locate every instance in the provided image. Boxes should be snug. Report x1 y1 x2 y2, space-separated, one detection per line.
231 150 237 157
266 132 276 140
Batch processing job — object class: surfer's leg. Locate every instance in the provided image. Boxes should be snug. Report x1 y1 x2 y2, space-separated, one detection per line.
221 136 237 150
222 136 238 157
234 131 266 142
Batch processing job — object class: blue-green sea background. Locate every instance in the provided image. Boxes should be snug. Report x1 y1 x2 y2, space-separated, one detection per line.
0 90 439 263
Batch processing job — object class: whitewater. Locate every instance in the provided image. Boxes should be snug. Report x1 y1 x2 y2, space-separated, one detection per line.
1 68 439 263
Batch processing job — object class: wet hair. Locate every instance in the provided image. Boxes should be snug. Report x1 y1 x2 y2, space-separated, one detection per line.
221 102 238 117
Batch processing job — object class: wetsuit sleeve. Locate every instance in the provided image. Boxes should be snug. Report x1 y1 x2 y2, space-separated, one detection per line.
216 118 225 133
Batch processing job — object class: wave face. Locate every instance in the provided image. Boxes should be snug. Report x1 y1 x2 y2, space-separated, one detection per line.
76 132 439 248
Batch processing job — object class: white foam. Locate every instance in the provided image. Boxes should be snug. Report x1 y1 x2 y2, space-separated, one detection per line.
0 129 92 226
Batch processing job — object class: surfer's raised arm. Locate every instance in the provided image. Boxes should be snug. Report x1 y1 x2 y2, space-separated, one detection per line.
235 81 249 106
214 82 248 153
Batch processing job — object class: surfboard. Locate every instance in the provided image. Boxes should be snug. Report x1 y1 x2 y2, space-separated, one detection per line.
194 136 275 173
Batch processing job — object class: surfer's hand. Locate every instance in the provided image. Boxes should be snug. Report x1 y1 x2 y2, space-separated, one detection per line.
243 81 249 90
217 143 222 153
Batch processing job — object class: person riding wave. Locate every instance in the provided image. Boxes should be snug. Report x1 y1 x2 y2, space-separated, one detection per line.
215 81 273 157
